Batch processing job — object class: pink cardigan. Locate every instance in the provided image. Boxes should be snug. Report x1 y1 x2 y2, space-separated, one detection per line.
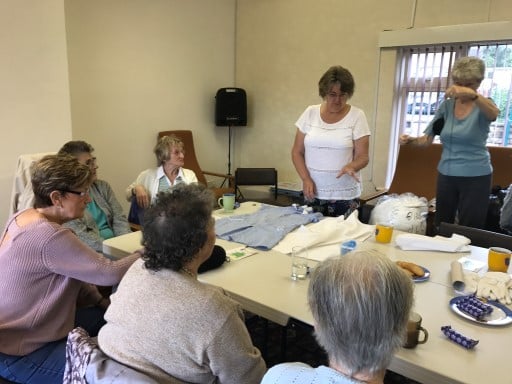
0 211 139 355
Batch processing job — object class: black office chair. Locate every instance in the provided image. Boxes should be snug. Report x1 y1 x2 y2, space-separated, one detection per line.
438 222 512 249
234 167 278 203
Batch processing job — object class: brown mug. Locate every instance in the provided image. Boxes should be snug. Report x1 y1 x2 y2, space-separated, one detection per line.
403 312 428 349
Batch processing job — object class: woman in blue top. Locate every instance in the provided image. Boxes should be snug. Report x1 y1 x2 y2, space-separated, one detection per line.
400 56 499 230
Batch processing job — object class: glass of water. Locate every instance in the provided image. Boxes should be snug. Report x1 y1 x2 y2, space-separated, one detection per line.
291 246 309 281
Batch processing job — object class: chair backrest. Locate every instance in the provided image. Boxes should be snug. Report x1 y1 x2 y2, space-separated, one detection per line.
157 130 207 186
235 168 278 199
388 144 442 200
438 222 512 249
64 327 159 384
9 152 56 215
389 143 512 201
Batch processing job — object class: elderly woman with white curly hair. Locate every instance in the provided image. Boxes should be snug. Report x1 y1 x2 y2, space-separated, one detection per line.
262 250 414 384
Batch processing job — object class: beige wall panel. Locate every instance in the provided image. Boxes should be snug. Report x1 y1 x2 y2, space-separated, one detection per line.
65 0 236 211
488 0 512 21
0 0 71 227
236 0 512 193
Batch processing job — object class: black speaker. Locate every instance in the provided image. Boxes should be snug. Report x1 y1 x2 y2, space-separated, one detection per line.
215 88 247 126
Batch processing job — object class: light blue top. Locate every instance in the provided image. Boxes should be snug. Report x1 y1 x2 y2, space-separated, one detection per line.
261 363 364 384
424 98 493 177
215 204 322 250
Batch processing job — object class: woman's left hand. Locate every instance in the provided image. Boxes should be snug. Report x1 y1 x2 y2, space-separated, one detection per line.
337 166 359 182
446 85 478 101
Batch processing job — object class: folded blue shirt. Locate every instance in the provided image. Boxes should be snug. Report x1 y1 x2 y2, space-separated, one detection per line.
215 204 322 250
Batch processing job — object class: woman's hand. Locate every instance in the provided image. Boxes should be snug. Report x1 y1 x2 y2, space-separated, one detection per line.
446 85 478 102
134 185 150 209
302 178 316 202
399 134 411 145
337 166 360 182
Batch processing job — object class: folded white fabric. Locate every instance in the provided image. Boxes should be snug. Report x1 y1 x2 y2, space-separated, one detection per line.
476 271 512 305
395 233 471 252
273 210 374 255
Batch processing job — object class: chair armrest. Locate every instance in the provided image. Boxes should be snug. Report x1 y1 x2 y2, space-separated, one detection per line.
203 171 235 187
359 189 388 205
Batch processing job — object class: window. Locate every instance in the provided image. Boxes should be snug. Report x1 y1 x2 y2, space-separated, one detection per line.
395 42 512 147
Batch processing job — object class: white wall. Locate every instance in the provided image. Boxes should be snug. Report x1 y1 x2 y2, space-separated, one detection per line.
0 0 72 227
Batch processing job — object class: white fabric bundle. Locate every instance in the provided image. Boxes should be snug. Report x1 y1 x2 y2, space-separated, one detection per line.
464 271 512 305
395 233 471 252
273 210 374 255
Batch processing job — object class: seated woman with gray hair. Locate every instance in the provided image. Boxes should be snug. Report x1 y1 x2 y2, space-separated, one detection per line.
96 184 266 383
262 250 413 384
125 134 198 209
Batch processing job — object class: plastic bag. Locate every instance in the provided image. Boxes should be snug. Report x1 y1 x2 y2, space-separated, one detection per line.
369 193 428 234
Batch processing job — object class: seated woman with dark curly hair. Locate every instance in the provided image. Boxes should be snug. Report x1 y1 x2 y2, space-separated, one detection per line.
96 184 266 384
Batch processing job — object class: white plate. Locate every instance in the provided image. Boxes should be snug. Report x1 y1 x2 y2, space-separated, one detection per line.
413 266 430 283
449 295 512 326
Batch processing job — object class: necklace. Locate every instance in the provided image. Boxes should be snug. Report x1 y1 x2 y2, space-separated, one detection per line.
181 267 196 278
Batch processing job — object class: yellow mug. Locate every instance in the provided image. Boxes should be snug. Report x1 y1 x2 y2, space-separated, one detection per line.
488 247 511 272
375 224 393 244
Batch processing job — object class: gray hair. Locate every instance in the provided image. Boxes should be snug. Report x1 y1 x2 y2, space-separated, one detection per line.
154 135 184 165
141 183 214 271
31 154 93 208
318 65 355 98
451 56 485 84
308 250 413 376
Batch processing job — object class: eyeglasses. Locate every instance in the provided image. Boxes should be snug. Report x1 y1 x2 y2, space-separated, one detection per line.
84 157 97 168
326 92 348 100
60 189 89 198
454 81 480 88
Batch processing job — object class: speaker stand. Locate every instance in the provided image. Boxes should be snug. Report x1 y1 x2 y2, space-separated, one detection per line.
227 125 233 176
220 125 234 189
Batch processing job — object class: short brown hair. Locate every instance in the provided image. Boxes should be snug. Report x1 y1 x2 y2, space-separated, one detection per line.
318 65 355 98
31 154 93 208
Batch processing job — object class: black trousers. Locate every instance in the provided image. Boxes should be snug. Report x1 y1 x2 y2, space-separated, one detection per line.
435 172 491 229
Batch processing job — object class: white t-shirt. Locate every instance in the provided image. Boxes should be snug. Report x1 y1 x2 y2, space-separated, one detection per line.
295 104 370 200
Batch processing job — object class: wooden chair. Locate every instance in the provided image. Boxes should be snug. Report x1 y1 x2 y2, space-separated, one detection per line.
438 222 512 249
360 143 512 232
358 144 442 229
365 143 512 204
158 130 234 199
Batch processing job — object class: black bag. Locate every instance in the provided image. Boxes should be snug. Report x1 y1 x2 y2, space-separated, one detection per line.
198 245 227 273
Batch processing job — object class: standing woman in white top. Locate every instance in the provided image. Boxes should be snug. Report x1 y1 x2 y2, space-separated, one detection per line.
126 134 198 209
292 65 371 217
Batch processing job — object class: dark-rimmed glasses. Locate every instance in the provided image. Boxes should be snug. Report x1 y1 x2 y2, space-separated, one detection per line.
60 189 89 198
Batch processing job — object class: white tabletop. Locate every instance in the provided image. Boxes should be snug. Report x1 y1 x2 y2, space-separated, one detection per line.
102 203 511 384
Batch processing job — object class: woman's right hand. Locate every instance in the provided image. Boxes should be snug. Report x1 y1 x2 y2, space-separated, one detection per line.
302 178 316 202
134 185 150 209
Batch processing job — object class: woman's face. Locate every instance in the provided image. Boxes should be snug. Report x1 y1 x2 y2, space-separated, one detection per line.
75 152 98 182
164 144 185 169
59 186 92 222
324 83 349 113
454 79 481 91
